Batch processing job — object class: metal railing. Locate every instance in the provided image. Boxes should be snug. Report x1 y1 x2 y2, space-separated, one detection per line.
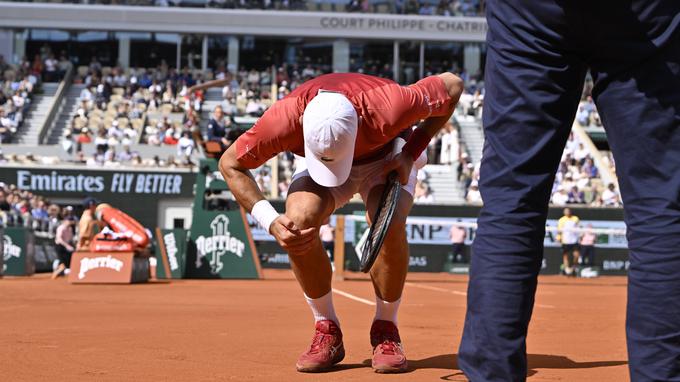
38 64 74 145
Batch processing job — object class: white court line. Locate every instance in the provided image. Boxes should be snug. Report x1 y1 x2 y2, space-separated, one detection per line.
405 282 467 296
332 288 375 306
405 282 554 309
534 303 555 309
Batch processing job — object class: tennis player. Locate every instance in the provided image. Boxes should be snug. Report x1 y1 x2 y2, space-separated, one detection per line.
217 72 462 373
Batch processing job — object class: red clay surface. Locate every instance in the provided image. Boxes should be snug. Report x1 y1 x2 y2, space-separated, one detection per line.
0 270 628 381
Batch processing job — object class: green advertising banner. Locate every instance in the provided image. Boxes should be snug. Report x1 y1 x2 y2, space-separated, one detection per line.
3 227 35 276
154 228 187 279
185 159 262 279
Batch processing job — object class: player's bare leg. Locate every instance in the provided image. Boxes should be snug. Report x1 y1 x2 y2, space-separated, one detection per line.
572 249 581 275
365 186 413 373
285 176 344 372
285 176 336 298
562 250 572 275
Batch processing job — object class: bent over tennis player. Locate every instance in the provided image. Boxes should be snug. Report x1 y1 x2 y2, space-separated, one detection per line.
218 72 462 373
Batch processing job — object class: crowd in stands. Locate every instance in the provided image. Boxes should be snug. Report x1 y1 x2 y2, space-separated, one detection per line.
573 94 622 207
26 0 485 16
551 131 621 207
0 55 39 143
458 128 622 208
0 181 76 235
61 59 204 167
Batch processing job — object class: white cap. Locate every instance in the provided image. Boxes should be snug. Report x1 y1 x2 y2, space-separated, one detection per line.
303 92 358 187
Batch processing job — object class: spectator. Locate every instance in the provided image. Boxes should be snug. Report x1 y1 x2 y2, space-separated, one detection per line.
567 186 585 204
449 221 467 263
207 105 231 149
177 130 195 163
466 182 482 204
580 224 597 266
551 186 569 206
602 183 621 206
416 186 435 204
319 217 335 264
43 53 59 82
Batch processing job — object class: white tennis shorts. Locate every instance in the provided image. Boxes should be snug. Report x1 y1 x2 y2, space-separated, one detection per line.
291 154 418 211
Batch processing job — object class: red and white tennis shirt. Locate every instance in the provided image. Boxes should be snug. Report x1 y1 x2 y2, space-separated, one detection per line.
235 73 453 169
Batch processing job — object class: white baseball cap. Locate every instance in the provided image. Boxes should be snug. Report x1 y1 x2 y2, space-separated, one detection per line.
303 91 358 187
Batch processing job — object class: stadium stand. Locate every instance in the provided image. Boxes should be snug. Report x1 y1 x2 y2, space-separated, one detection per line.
0 180 76 235
0 56 38 143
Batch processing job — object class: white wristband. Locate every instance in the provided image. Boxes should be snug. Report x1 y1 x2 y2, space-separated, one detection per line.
251 200 280 233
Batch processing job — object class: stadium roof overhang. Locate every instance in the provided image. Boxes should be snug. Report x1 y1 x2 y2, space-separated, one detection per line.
0 3 487 43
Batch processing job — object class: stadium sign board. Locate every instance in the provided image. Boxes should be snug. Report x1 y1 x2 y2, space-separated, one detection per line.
0 4 488 43
185 159 262 279
68 251 150 283
10 169 190 196
2 227 35 276
0 166 196 228
154 229 187 279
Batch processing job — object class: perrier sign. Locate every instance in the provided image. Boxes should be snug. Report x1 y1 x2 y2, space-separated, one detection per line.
185 159 262 279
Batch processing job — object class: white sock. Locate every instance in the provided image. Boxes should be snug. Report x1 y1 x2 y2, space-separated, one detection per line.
374 296 401 325
304 291 340 327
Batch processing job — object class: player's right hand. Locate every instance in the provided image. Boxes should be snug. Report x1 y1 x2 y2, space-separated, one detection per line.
270 215 317 253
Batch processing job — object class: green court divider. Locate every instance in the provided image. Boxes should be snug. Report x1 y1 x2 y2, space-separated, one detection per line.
154 228 187 279
184 159 262 279
3 227 35 276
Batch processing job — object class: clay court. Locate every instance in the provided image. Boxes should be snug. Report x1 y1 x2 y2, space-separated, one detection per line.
1 270 628 381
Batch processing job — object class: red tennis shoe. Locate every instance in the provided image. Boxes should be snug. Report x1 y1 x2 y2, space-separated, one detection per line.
296 320 345 372
370 320 409 373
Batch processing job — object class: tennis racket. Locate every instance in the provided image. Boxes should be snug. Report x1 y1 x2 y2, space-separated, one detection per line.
360 171 401 273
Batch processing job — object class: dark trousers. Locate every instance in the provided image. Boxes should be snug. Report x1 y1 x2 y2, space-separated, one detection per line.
322 241 334 261
452 243 467 263
55 244 72 268
458 1 680 381
581 245 595 266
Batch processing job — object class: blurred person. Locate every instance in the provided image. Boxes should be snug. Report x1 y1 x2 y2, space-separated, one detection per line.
551 185 569 205
602 182 621 206
449 221 467 263
557 208 581 276
52 216 76 279
415 185 435 203
580 223 597 266
117 145 134 162
567 186 585 204
177 131 195 162
207 105 232 149
466 182 482 204
319 217 335 264
43 53 58 82
76 197 104 250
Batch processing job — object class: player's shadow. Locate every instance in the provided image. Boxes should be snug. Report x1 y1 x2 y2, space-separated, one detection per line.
325 353 626 376
403 353 627 379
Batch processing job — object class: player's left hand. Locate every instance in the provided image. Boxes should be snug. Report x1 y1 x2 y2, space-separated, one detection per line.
383 151 414 185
